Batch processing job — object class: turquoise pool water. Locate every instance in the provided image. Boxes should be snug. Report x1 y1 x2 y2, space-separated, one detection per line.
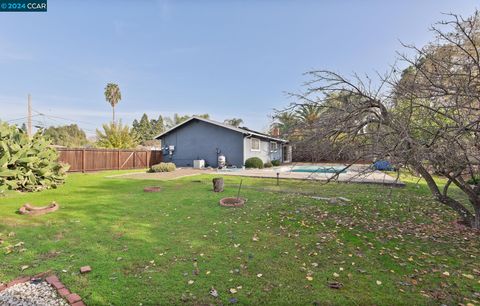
290 166 347 173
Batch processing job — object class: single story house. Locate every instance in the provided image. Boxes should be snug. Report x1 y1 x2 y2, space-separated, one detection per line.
155 116 291 167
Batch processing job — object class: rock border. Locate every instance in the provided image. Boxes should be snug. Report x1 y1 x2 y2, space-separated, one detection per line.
219 197 246 207
19 202 59 216
0 272 85 306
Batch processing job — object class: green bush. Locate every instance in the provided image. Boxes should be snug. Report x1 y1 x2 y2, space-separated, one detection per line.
264 162 273 168
245 157 264 169
150 162 176 172
467 175 480 185
0 122 69 192
271 160 281 166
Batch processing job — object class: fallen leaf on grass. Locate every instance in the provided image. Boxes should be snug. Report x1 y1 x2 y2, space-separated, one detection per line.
188 280 194 285
229 288 237 294
333 272 339 277
257 273 263 278
376 280 382 285
21 265 29 271
209 287 218 298
328 281 343 289
306 276 313 281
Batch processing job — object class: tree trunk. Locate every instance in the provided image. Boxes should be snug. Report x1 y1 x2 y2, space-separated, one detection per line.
415 164 475 227
113 106 115 123
212 177 224 192
474 206 480 229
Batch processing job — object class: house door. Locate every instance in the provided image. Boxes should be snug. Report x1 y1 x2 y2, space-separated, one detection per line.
283 145 292 163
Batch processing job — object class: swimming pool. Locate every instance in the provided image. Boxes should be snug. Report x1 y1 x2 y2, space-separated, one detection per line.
289 165 347 173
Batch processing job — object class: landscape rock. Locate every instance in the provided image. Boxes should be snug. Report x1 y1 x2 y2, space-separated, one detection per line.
0 281 68 306
80 266 92 274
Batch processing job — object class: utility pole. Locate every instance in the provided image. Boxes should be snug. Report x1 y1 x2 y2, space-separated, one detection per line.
27 94 32 137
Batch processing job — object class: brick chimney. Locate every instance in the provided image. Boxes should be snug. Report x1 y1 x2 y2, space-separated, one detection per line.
271 126 280 137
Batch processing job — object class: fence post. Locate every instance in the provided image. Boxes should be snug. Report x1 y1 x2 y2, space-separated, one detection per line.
117 150 120 170
82 149 86 173
133 151 136 169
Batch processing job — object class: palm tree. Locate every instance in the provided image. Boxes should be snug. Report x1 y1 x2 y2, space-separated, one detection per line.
274 111 298 136
296 104 322 125
104 83 122 123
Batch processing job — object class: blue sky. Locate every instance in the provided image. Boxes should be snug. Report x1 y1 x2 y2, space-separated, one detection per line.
0 0 478 136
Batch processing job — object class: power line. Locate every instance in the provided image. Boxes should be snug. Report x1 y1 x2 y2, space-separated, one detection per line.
35 114 98 133
6 114 41 123
32 109 98 127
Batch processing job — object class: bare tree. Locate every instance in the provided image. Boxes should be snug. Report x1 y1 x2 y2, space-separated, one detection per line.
281 11 480 228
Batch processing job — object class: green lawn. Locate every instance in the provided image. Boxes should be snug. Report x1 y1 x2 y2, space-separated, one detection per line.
0 171 479 305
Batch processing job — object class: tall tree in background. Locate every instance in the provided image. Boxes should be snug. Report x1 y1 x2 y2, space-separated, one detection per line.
272 112 298 137
296 104 322 126
96 121 137 149
104 83 122 122
195 114 210 120
44 124 88 147
224 118 244 127
164 113 210 129
151 115 164 136
131 113 165 145
138 114 151 141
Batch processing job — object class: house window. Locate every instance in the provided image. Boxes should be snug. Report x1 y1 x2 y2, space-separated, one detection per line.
270 142 278 152
251 138 260 151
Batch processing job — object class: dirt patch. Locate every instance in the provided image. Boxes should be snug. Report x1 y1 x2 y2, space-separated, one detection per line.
38 250 62 261
219 197 246 207
18 202 59 216
143 186 161 192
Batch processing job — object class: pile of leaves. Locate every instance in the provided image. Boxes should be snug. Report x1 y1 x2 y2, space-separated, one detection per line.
0 122 69 192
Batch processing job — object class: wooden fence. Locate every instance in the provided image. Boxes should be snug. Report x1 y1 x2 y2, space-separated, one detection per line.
57 148 163 172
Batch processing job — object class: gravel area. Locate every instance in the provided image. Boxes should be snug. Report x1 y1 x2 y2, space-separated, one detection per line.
0 281 68 306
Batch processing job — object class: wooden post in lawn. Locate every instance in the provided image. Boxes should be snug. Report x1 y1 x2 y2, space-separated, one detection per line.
212 177 224 192
117 150 120 170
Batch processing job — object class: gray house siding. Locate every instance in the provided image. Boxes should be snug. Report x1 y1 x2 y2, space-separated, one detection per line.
160 120 244 167
243 137 283 164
